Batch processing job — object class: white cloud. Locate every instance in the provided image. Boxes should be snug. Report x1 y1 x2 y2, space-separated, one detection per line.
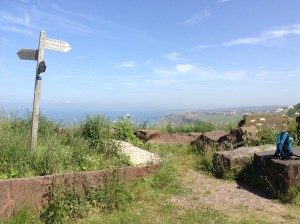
113 61 138 69
176 64 194 73
223 24 300 46
183 7 210 26
1 13 27 26
152 64 262 85
0 26 36 38
146 78 180 85
0 12 39 29
162 52 180 61
183 44 216 51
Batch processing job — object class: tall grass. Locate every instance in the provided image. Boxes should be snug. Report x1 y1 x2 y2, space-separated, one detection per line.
0 111 131 179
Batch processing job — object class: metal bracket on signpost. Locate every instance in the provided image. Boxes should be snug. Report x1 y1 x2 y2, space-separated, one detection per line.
17 30 71 150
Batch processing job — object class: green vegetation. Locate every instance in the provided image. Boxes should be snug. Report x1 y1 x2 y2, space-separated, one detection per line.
286 103 300 117
0 111 131 179
151 116 239 134
1 109 300 223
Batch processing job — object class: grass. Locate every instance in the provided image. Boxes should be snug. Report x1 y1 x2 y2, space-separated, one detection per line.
150 116 240 134
0 112 132 179
75 143 228 224
1 110 300 223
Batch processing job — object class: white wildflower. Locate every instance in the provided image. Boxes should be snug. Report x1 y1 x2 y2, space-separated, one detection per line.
260 118 265 121
125 114 134 118
295 112 299 116
275 108 285 113
288 106 294 109
256 123 262 126
250 119 255 123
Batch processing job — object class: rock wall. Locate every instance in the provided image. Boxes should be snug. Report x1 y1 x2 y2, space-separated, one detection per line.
0 165 159 220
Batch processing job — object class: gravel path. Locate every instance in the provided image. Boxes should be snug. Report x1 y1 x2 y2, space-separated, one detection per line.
120 142 298 223
171 169 298 223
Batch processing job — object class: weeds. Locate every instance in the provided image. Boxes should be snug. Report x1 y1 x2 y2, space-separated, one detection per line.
0 112 131 179
40 171 133 223
0 207 41 224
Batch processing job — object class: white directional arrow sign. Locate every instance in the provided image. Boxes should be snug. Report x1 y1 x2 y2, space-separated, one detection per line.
17 49 38 60
45 38 71 52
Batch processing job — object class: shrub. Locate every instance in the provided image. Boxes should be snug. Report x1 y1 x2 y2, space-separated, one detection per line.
113 117 139 143
80 114 112 150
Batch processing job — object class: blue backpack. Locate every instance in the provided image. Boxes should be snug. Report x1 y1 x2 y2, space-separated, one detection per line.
274 132 294 159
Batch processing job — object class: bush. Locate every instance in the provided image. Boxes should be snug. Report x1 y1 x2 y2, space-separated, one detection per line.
113 117 139 143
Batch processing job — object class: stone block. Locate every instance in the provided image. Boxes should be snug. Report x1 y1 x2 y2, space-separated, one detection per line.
213 145 275 178
192 130 237 151
253 149 300 192
230 126 258 144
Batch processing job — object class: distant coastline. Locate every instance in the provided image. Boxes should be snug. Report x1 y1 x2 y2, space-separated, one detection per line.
0 105 288 125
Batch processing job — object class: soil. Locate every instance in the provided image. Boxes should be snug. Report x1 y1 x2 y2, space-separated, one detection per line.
170 168 299 223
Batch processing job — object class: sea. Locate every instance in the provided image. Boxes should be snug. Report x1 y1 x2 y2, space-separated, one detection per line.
40 109 171 126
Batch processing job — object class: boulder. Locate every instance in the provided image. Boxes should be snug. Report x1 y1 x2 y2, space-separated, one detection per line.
133 130 200 145
133 130 158 142
191 130 237 151
253 148 300 192
230 126 258 146
213 145 275 178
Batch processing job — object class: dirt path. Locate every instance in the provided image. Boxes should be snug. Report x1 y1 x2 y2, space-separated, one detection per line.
171 168 298 223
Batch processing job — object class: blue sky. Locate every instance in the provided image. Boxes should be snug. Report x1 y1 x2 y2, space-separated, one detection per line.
0 0 300 116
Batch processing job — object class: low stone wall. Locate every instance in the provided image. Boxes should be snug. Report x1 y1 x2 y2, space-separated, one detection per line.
213 145 275 178
254 149 300 192
0 164 159 219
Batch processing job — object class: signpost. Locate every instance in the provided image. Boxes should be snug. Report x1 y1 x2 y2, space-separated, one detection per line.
45 38 71 52
17 30 71 150
17 49 38 61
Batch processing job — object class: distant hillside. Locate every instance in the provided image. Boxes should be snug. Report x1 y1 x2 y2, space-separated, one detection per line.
163 105 286 124
287 102 300 117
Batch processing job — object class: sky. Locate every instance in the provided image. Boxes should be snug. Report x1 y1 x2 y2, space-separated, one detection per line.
0 0 300 117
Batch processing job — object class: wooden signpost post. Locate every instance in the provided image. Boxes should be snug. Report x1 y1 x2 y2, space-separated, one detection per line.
17 30 71 150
